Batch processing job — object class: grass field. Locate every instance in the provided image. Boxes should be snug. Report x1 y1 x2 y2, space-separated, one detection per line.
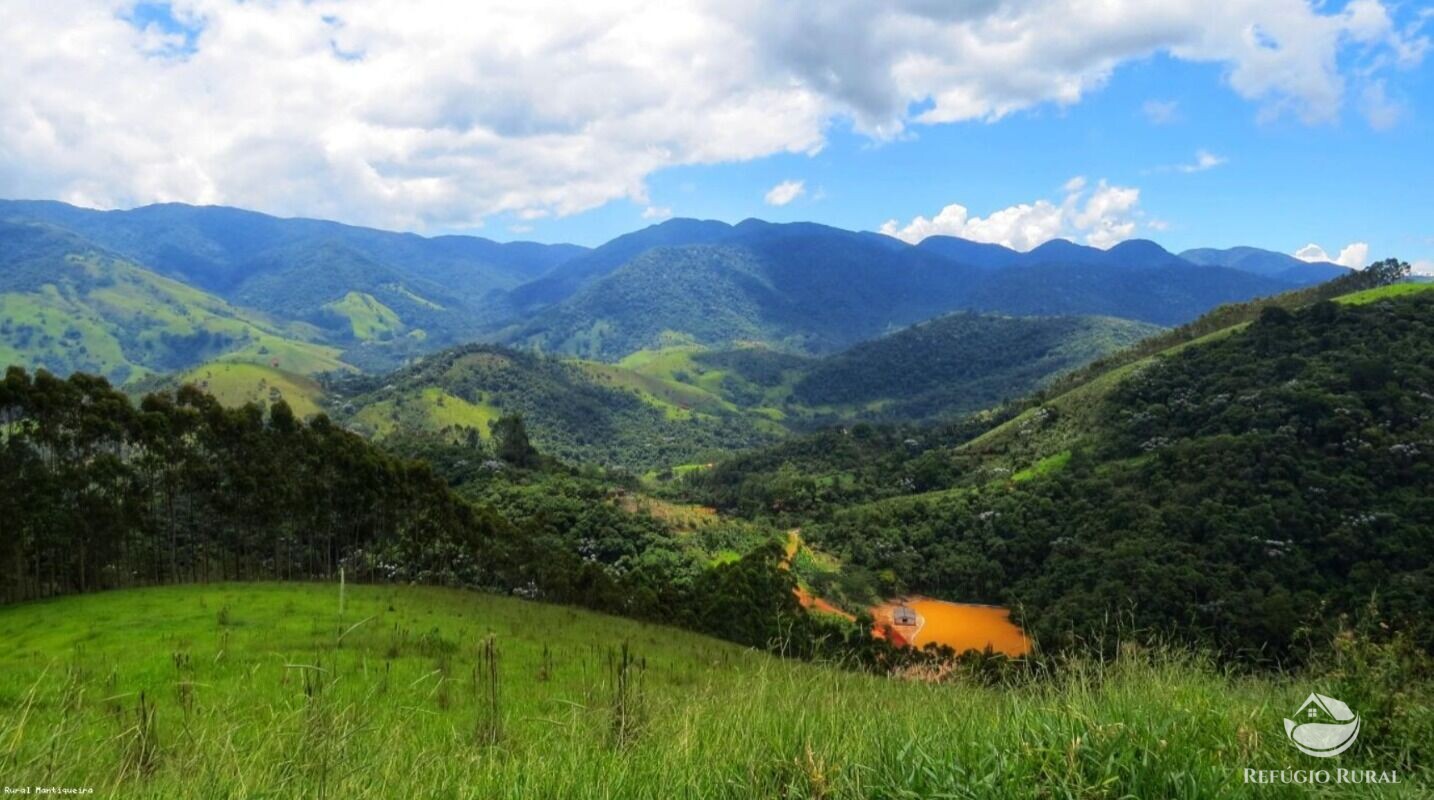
322 291 405 341
170 362 328 417
1 583 1427 798
350 387 503 440
1333 281 1434 305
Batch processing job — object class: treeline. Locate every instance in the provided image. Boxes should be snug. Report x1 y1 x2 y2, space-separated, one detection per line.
0 367 522 602
0 368 847 656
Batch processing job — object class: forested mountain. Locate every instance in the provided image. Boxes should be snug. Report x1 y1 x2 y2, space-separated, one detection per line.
4 199 1348 380
1179 245 1349 284
958 259 1291 326
501 217 736 312
789 312 1160 420
0 220 348 385
0 200 587 365
499 224 980 359
499 221 1305 360
681 263 1433 661
0 200 585 296
333 309 1159 469
329 344 782 469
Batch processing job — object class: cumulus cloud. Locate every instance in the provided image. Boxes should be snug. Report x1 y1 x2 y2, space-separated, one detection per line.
764 179 806 206
1411 260 1434 276
880 178 1145 250
1294 242 1370 268
0 0 1425 229
641 205 673 220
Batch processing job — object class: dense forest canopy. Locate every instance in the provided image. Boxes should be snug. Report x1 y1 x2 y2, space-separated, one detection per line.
685 267 1433 662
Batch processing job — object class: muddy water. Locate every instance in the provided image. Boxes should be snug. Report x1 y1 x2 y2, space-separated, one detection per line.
873 597 1030 656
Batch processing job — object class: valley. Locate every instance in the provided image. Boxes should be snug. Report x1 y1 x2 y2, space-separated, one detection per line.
2 202 1430 797
7 5 1433 795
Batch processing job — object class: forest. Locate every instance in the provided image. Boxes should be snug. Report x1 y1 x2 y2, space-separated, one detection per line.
682 266 1433 663
0 368 851 656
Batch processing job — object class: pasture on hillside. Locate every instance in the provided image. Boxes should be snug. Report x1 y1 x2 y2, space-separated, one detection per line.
1 583 1428 798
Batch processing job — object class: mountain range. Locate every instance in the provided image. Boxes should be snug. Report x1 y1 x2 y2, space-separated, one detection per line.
1 198 1355 461
494 218 1344 359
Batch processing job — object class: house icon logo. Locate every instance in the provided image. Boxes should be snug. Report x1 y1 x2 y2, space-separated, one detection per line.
1284 693 1360 757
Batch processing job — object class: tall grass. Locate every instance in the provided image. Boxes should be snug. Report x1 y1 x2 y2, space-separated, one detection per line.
0 583 1427 798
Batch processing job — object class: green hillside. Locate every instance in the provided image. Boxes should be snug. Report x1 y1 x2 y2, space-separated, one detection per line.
961 266 1434 476
3 583 1427 799
163 361 328 417
0 221 350 384
322 290 407 340
332 345 780 469
682 267 1434 660
337 309 1161 471
790 312 1161 421
0 202 586 371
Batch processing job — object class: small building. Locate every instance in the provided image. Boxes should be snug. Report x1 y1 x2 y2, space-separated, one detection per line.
892 605 918 627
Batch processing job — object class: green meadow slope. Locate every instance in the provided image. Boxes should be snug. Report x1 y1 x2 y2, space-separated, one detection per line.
0 221 350 385
1 583 1427 799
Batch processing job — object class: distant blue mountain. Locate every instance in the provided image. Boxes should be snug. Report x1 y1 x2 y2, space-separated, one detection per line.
498 221 1304 358
503 217 734 311
915 235 1022 269
1 200 1358 368
1179 246 1350 285
0 199 590 367
0 199 587 302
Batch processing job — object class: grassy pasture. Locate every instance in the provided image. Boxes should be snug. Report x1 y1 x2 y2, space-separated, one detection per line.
1 583 1427 798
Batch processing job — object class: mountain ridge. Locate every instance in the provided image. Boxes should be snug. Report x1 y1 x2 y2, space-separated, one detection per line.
2 198 1364 380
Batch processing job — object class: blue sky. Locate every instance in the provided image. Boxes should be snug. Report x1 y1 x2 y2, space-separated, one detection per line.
1 1 1430 269
513 50 1434 266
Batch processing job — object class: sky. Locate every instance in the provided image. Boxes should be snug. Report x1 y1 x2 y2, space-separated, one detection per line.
0 1 1431 271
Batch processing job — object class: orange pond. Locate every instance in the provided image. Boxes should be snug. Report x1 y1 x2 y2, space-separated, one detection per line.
871 597 1030 656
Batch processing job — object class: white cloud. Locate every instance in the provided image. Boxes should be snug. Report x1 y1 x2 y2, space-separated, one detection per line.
641 205 673 220
1294 242 1370 268
1142 99 1180 124
1360 80 1403 130
1180 149 1227 172
880 178 1145 250
764 179 806 206
1411 259 1434 276
0 1 1424 230
1148 149 1227 174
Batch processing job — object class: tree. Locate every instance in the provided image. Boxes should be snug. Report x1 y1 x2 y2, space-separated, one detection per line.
490 414 539 468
